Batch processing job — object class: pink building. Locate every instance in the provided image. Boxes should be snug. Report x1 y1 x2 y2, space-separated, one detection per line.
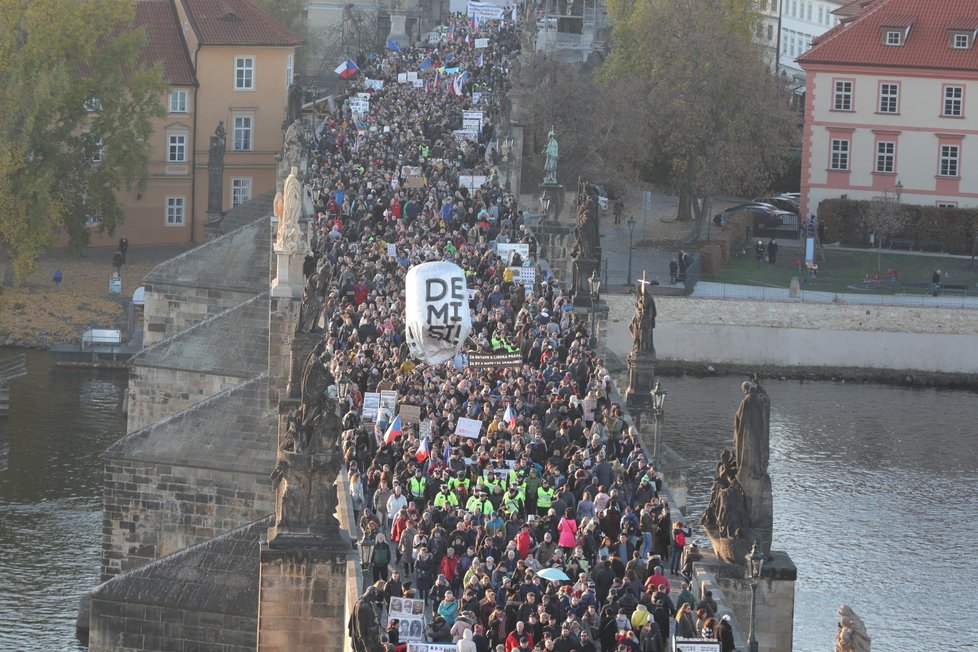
799 0 978 220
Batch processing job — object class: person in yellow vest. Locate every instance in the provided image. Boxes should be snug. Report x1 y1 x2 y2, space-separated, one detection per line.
409 468 427 502
537 480 555 511
434 485 458 509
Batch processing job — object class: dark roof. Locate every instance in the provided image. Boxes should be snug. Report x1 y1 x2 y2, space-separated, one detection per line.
142 215 270 293
136 0 196 86
801 0 978 71
181 0 304 47
89 516 270 617
211 189 276 236
129 293 269 376
104 374 277 473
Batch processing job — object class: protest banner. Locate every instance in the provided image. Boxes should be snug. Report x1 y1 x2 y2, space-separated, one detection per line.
389 597 425 619
399 404 421 425
364 78 384 90
496 242 530 263
407 72 419 82
466 351 523 369
452 129 479 143
471 92 483 104
474 38 489 48
463 117 482 131
407 644 456 652
413 79 424 88
462 110 484 124
362 392 380 422
467 0 505 21
455 417 482 439
458 174 487 191
672 640 720 652
509 266 536 286
398 73 408 83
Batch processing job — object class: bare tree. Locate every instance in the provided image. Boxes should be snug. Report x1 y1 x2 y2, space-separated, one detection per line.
862 190 908 273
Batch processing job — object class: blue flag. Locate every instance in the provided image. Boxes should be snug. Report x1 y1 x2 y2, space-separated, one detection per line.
386 37 401 52
419 56 432 71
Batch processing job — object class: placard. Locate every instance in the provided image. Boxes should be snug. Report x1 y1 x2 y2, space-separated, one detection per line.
466 351 523 369
471 92 483 104
673 639 720 652
388 243 397 257
455 417 483 439
407 644 456 652
109 273 122 294
458 174 487 191
399 404 422 425
474 38 489 49
380 390 398 415
364 78 385 90
398 73 408 83
452 128 478 143
413 79 424 88
362 392 380 422
462 110 484 124
509 266 536 286
407 71 419 82
496 242 530 262
389 597 425 619
467 0 505 21
463 118 482 131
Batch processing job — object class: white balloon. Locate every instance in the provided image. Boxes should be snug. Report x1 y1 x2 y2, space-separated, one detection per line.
405 262 472 365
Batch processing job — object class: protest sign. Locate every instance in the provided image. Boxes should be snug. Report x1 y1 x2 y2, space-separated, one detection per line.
413 79 424 88
362 392 380 422
463 118 482 131
672 640 720 652
407 644 456 652
407 72 419 82
398 73 408 83
467 1 505 21
387 243 397 257
364 78 384 90
496 242 530 263
471 92 483 104
455 417 482 439
474 38 489 48
462 110 484 123
452 129 479 143
399 404 421 425
458 174 487 191
466 351 523 369
509 266 536 286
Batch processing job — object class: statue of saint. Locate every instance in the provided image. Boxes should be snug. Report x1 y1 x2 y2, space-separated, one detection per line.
542 127 558 184
349 586 385 652
835 605 872 652
629 279 656 356
277 166 302 252
286 80 303 125
206 121 226 214
733 379 770 482
297 270 326 333
299 340 332 428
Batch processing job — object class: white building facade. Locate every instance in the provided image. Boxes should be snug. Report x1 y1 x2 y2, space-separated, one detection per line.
799 0 978 219
779 0 844 84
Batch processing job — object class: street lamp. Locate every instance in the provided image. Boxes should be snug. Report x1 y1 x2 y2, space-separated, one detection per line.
746 539 765 652
895 180 903 203
626 215 636 285
588 269 601 345
337 368 351 403
651 380 666 469
359 529 376 574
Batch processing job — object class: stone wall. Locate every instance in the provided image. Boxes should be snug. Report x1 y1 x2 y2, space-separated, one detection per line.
100 458 273 581
87 600 256 652
143 284 257 347
126 367 248 433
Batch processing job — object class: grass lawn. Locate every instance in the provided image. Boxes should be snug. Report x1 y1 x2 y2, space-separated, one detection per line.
713 243 978 294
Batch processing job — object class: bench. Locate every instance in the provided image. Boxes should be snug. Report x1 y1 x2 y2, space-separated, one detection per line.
919 240 947 253
888 237 914 250
940 283 969 295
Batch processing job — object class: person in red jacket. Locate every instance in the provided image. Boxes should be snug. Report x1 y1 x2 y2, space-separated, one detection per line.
514 523 534 560
390 508 409 565
504 621 533 652
439 547 460 586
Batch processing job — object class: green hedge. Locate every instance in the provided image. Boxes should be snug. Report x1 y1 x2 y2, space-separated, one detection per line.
817 199 978 254
697 212 752 274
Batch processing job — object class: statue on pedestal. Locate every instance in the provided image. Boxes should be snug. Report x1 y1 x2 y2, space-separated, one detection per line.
835 605 871 652
542 127 559 184
702 376 774 563
572 184 598 261
206 121 226 215
349 586 385 652
297 269 327 333
629 273 656 357
277 166 303 253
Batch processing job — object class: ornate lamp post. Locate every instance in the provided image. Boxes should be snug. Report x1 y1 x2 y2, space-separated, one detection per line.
588 269 602 346
895 179 903 203
651 380 666 469
358 529 376 574
746 539 765 652
626 215 636 285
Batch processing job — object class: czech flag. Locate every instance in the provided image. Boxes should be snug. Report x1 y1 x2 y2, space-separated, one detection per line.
443 440 452 465
471 15 478 30
384 415 403 445
386 37 401 52
416 437 430 463
334 59 359 78
448 22 455 41
452 71 469 96
503 404 516 428
477 54 484 68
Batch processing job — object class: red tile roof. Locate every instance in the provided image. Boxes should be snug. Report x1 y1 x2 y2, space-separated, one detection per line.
801 0 978 72
136 0 196 85
181 0 304 47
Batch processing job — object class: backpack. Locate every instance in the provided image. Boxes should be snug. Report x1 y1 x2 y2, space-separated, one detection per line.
674 530 686 548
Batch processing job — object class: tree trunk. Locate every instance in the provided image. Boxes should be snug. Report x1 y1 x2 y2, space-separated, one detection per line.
676 151 694 221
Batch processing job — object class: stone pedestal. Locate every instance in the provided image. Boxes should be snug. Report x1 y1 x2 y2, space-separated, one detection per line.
693 552 797 652
572 256 600 307
624 350 657 410
388 12 410 44
257 542 352 652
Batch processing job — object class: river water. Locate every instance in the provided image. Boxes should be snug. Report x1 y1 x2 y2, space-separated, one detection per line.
0 349 976 650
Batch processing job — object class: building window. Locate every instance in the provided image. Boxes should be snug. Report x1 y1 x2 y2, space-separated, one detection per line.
235 56 254 90
85 213 102 228
833 80 853 111
939 144 960 177
169 90 188 113
166 196 185 225
232 115 253 151
943 85 963 116
875 141 895 173
286 55 294 91
879 83 899 113
231 178 252 207
830 139 849 170
885 30 903 46
89 137 104 164
953 33 970 49
84 98 102 112
167 133 187 163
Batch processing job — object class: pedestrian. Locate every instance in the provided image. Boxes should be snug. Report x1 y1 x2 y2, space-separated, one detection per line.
668 259 678 285
53 268 63 289
767 239 777 264
755 241 765 268
118 235 129 264
112 249 124 273
932 269 941 296
677 252 687 283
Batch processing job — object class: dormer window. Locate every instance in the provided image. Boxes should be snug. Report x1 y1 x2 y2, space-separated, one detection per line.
953 33 970 48
885 30 903 46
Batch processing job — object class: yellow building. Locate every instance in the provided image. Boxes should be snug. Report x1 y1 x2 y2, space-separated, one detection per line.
103 0 301 247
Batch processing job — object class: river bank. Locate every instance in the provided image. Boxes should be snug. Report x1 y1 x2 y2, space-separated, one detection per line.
0 244 190 348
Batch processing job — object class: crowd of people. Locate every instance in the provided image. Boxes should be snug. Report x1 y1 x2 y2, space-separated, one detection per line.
301 10 734 652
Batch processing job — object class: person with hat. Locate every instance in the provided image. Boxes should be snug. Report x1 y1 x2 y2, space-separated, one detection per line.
717 614 735 652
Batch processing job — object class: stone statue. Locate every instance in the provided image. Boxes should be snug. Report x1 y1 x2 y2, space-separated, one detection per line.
572 186 598 260
629 277 656 356
286 80 303 125
702 377 774 563
206 121 226 214
280 120 307 182
277 166 303 253
835 605 871 652
349 586 385 652
542 127 558 184
297 270 326 333
299 339 332 428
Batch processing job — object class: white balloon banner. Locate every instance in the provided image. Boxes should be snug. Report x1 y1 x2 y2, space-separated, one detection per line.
404 262 472 365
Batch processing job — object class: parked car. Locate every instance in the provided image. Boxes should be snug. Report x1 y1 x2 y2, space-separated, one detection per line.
753 195 800 214
713 202 779 225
